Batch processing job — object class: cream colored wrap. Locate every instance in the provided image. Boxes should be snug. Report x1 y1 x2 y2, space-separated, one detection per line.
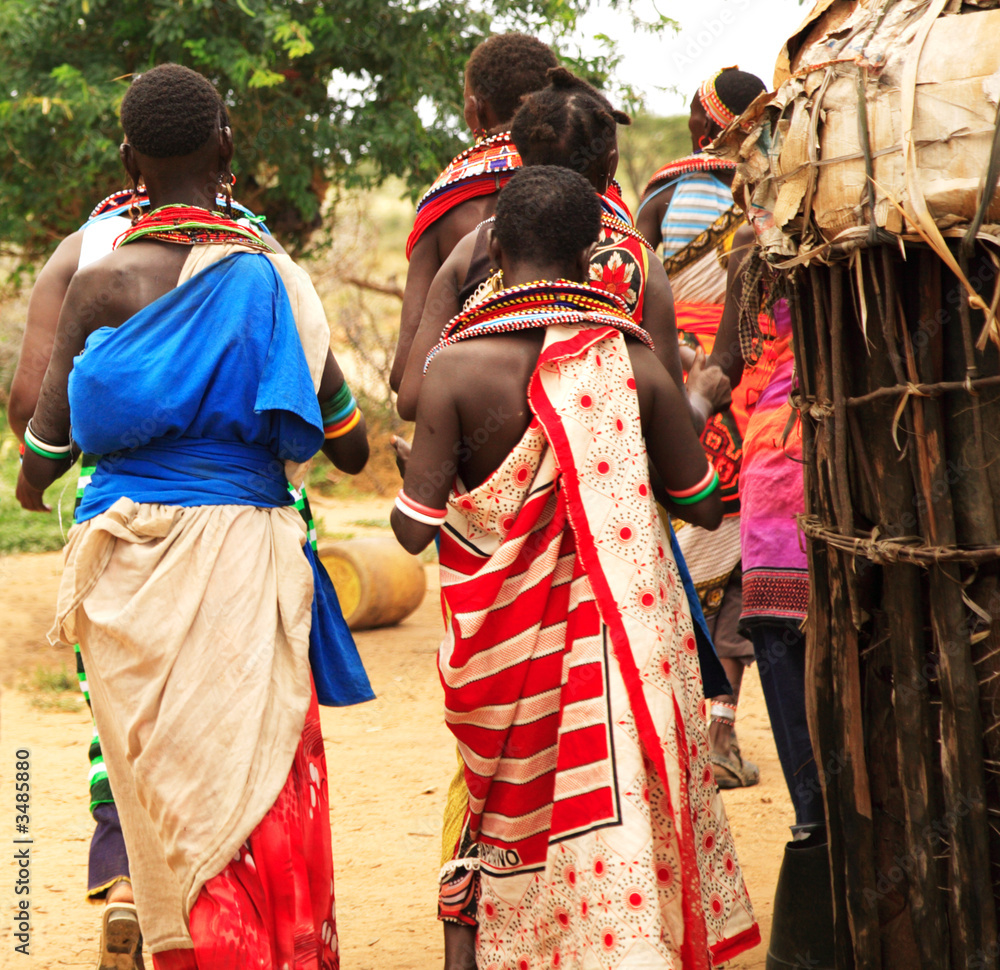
50 242 331 953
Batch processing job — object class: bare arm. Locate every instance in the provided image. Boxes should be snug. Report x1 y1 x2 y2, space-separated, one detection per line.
16 269 105 511
707 224 756 389
390 359 461 554
631 344 723 531
640 257 683 388
317 349 369 474
636 186 672 252
392 229 442 392
8 232 83 441
396 230 477 421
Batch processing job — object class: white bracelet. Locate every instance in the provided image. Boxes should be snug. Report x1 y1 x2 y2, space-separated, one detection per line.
394 494 447 527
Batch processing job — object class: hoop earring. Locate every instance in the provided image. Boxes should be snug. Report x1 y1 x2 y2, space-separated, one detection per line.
219 173 235 219
128 180 144 225
473 127 487 141
698 135 711 150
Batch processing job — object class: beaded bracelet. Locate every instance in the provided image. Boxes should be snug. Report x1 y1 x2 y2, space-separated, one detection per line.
711 701 738 723
24 421 73 461
394 490 447 527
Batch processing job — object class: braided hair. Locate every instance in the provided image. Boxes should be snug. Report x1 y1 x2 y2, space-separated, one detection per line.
465 34 559 124
511 67 631 176
121 64 224 158
494 166 601 268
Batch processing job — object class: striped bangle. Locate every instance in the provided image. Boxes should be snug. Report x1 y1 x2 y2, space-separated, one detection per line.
324 408 362 439
24 421 73 460
669 469 719 505
394 489 447 527
711 702 737 722
321 382 356 424
668 465 716 499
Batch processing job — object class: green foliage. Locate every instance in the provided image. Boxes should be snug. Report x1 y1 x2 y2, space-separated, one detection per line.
0 0 671 262
26 663 77 693
616 112 691 213
25 662 84 712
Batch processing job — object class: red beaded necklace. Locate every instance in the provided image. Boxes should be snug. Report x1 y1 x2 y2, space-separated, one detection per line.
424 280 653 370
114 204 276 253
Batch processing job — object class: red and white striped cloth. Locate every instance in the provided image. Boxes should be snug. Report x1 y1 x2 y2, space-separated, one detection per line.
438 323 758 970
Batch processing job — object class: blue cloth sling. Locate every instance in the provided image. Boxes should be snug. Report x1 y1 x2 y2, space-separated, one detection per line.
69 252 374 706
669 522 730 699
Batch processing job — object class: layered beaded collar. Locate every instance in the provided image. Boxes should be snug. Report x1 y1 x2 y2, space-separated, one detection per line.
424 280 653 371
113 204 276 253
643 154 736 196
415 131 519 211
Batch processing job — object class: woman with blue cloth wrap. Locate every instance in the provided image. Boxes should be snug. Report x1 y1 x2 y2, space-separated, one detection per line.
17 64 371 969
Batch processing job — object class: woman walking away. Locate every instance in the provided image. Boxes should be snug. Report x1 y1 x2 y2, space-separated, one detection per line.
18 64 369 969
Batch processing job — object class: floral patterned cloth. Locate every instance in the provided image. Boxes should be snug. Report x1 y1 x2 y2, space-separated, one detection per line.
152 687 338 970
438 323 758 970
589 196 652 323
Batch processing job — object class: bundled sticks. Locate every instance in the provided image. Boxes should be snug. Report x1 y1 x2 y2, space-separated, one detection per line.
788 243 1000 970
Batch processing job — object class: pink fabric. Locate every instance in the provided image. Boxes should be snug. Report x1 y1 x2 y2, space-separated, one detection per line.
738 300 809 624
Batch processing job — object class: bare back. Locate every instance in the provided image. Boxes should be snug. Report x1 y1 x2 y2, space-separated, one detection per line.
407 328 710 501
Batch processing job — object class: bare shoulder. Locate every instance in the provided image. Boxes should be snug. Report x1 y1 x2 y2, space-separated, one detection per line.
64 242 188 333
424 338 481 376
732 224 755 248
435 196 495 256
625 340 663 384
44 231 85 278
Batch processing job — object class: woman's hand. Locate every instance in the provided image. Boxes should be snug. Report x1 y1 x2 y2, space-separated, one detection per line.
16 467 51 512
391 435 411 479
687 347 732 416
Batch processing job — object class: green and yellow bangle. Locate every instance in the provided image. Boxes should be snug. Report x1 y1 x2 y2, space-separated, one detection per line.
321 381 361 439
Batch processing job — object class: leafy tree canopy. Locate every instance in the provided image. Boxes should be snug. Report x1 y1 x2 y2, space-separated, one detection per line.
0 0 669 261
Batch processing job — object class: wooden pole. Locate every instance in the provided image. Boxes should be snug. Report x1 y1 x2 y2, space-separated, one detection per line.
904 250 997 969
863 247 949 970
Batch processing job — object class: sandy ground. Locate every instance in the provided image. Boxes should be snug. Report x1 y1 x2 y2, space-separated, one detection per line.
0 495 791 968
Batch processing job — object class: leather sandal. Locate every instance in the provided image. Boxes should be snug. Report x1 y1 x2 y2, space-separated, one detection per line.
711 746 760 789
98 901 144 970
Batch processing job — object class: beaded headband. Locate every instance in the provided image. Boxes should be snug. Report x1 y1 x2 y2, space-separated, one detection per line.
698 66 739 130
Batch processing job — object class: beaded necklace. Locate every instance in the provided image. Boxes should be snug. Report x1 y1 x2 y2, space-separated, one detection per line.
599 208 655 253
643 154 736 196
414 131 518 210
425 280 653 370
88 188 137 220
114 204 276 253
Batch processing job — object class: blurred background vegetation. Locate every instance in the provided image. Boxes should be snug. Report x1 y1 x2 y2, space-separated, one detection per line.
0 0 690 550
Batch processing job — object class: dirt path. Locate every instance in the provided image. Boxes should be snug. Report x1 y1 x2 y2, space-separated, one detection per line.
0 497 790 968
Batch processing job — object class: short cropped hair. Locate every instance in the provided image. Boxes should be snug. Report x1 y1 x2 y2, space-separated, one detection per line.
121 64 223 158
511 67 630 174
466 33 559 124
712 68 767 118
494 166 601 267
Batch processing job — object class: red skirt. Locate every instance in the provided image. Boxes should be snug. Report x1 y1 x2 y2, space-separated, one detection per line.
153 688 338 970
